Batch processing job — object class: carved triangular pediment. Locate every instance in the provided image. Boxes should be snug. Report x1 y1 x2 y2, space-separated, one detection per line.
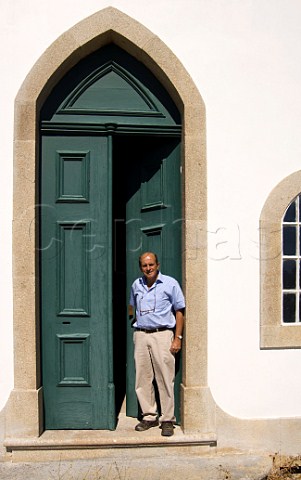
59 61 162 117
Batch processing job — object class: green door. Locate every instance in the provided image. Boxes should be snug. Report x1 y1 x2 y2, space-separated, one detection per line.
41 135 115 429
40 44 182 430
114 136 183 421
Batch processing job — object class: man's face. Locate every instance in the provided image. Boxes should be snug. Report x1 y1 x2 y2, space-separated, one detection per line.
140 253 160 284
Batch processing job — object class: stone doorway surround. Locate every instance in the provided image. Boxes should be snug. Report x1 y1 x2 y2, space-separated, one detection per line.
5 7 213 454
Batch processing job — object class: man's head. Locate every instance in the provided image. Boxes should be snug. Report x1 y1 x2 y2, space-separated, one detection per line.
139 252 160 286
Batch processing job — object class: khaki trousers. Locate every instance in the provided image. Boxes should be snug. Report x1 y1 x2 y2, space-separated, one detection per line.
133 329 176 423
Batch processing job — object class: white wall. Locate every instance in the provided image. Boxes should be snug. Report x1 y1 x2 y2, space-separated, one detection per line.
1 0 301 419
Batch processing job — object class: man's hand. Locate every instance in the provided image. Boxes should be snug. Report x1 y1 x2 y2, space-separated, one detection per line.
170 337 182 354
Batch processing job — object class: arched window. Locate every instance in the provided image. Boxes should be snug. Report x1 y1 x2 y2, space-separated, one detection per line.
282 195 301 324
260 172 301 349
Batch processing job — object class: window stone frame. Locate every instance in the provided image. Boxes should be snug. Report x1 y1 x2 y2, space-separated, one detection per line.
260 170 301 348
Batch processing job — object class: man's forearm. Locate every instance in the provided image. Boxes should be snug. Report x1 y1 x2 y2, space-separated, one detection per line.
175 309 184 337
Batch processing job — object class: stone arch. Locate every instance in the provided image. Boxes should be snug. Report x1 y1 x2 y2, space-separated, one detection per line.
6 7 211 442
260 170 301 349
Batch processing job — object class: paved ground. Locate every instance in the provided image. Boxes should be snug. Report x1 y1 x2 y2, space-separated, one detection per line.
0 452 273 480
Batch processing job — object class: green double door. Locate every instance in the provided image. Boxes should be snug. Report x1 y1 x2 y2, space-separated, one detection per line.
41 133 182 429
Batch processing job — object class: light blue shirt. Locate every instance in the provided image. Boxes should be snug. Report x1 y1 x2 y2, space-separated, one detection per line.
130 272 185 329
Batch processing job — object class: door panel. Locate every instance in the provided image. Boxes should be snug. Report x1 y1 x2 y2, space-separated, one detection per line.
41 135 115 429
124 137 182 420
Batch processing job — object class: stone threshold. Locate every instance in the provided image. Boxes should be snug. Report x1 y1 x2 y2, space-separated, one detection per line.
5 437 217 452
4 414 217 452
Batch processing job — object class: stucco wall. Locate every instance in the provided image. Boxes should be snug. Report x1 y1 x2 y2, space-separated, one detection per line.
1 0 301 422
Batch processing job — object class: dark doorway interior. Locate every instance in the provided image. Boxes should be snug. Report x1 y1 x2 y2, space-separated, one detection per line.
112 137 127 416
112 135 164 417
112 135 182 421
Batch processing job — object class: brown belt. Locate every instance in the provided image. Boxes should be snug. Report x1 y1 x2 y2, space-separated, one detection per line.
135 327 172 333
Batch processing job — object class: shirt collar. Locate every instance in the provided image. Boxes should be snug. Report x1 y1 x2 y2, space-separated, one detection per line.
139 271 163 286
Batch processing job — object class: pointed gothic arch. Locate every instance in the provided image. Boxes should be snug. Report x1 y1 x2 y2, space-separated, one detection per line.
6 7 212 447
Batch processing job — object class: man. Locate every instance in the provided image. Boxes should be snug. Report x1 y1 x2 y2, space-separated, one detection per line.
129 252 185 437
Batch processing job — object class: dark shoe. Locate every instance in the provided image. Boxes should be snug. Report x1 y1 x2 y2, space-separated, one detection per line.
135 419 159 432
160 421 174 437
